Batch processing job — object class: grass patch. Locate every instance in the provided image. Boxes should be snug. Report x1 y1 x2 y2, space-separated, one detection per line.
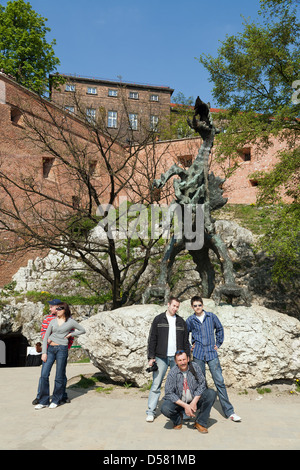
69 374 98 389
71 357 91 364
256 387 272 394
69 374 118 394
123 382 133 389
95 386 114 394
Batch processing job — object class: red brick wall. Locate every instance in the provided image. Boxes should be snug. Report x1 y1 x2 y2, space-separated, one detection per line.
0 73 124 285
144 136 290 205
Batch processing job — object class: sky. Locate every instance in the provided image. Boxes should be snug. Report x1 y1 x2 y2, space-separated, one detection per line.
2 0 262 107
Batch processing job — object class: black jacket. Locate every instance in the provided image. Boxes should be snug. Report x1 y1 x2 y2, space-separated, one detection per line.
147 311 190 360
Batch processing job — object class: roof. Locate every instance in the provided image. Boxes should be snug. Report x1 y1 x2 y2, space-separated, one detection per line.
50 73 174 94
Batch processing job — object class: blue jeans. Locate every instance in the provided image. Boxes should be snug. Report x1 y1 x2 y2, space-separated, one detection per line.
161 388 216 427
36 373 68 402
39 345 68 406
193 356 234 418
147 356 176 417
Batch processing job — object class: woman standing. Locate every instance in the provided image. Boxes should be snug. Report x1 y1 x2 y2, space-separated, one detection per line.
35 302 86 409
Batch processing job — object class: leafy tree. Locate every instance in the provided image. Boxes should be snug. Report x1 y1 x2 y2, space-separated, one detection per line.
200 0 300 114
198 0 300 284
0 0 61 95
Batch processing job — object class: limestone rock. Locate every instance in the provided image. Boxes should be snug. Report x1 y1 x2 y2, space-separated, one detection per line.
215 219 254 248
0 300 44 339
215 219 255 262
78 304 163 386
12 250 82 293
78 299 300 388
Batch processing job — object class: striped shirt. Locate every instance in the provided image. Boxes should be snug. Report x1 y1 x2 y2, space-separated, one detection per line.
186 311 224 361
164 362 206 403
41 314 74 349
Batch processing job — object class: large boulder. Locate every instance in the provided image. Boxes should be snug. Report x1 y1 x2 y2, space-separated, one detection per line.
78 299 300 388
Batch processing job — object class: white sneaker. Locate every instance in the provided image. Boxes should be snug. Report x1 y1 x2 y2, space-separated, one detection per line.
229 413 241 422
146 415 154 422
49 402 58 409
35 404 47 410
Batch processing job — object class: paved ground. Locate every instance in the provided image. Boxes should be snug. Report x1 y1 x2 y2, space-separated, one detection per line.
0 363 299 452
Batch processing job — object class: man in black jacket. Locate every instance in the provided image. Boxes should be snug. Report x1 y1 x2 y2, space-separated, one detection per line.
146 296 190 422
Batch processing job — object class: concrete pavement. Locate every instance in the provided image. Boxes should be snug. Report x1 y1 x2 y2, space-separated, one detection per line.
0 362 299 451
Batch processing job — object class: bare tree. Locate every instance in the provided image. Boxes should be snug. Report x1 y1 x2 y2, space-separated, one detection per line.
0 85 173 308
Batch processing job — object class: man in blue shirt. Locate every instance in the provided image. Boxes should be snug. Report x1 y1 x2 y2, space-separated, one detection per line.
186 295 241 422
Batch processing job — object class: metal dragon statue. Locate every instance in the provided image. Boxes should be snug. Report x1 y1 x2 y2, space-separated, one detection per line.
142 97 251 306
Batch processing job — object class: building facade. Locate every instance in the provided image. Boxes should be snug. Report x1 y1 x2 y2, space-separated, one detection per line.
50 74 174 143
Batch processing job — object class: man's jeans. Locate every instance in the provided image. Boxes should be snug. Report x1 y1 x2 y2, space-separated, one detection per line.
39 344 68 406
161 388 217 427
147 356 176 417
193 356 234 418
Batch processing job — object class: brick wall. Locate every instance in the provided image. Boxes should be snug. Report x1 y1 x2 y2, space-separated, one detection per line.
0 73 123 285
144 135 290 205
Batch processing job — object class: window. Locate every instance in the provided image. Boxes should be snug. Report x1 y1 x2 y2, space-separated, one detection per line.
43 158 55 179
150 115 159 131
150 94 159 102
87 86 97 94
65 84 75 92
108 111 117 128
129 91 139 100
86 108 96 122
240 148 251 161
11 107 23 125
72 196 80 209
178 155 193 167
108 89 118 97
129 113 138 130
65 106 75 113
89 161 97 176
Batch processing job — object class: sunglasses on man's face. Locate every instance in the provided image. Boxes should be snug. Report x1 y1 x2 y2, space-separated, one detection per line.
193 304 202 307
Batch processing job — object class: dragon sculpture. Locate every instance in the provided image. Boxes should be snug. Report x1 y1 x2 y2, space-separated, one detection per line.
142 97 251 306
